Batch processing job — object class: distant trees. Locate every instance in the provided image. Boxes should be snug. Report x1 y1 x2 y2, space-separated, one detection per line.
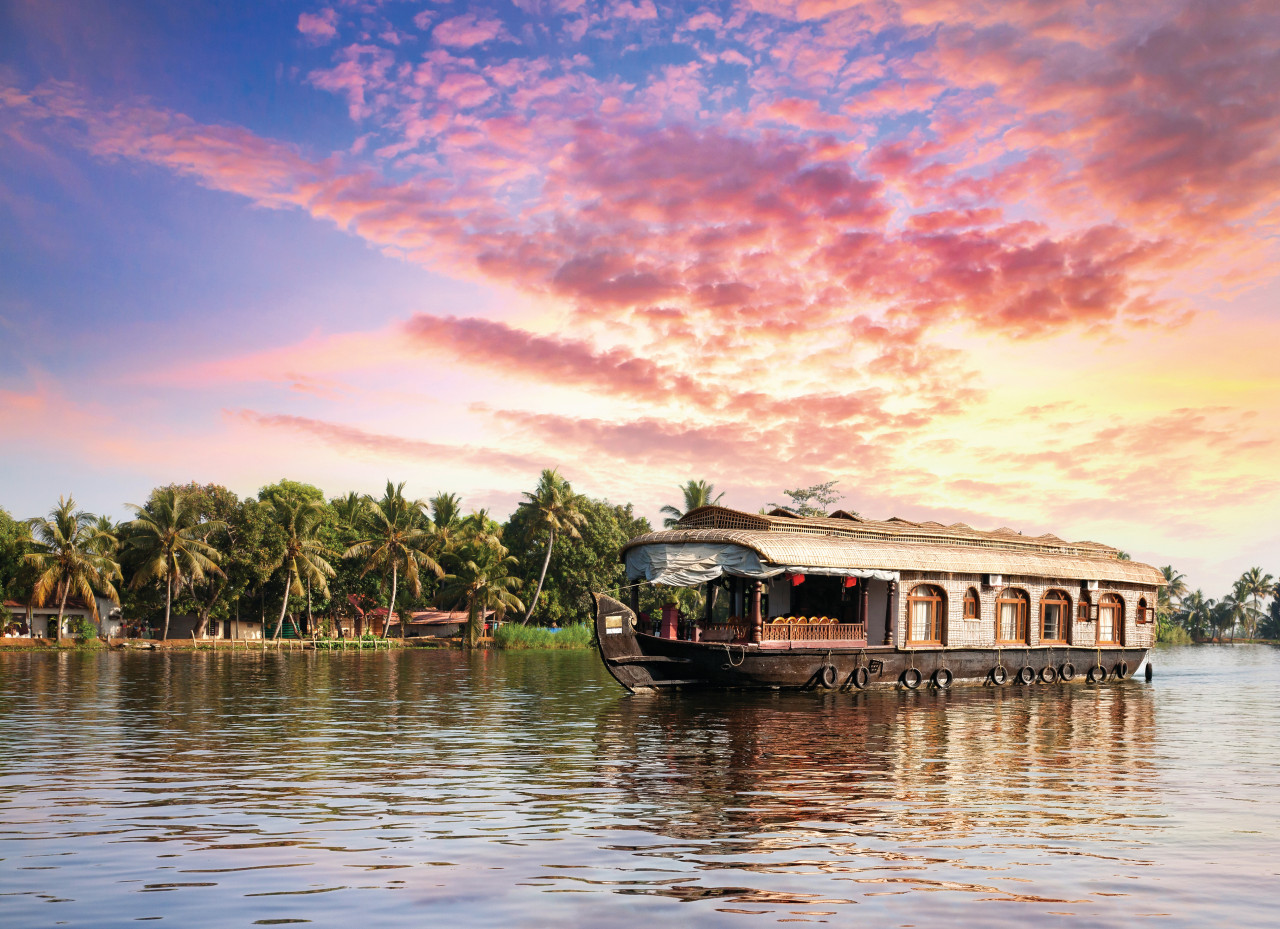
768 480 847 517
25 496 121 642
660 480 725 528
124 488 222 642
343 481 443 639
264 494 336 641
516 469 586 624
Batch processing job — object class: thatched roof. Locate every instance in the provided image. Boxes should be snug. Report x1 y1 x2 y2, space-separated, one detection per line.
624 506 1163 587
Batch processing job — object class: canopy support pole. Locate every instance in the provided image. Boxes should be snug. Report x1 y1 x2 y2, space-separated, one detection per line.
884 580 897 646
749 581 762 644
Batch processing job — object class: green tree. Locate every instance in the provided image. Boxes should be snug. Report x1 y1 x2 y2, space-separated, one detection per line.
768 480 846 517
516 469 587 624
124 487 223 640
437 528 524 648
505 495 649 626
155 484 281 639
263 494 337 640
1177 589 1212 640
1239 567 1274 640
26 496 122 642
0 507 32 627
660 480 725 528
344 481 443 639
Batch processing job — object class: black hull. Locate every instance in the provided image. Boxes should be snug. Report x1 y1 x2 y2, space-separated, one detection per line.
594 593 1150 692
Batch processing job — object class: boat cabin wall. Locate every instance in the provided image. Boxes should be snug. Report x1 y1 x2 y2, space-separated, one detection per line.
892 572 1158 651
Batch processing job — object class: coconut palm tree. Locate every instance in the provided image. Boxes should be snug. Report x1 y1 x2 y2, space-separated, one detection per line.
124 488 222 641
1177 589 1211 640
1159 566 1187 610
518 469 586 624
438 532 524 648
660 480 726 528
344 481 443 639
25 496 122 641
1239 567 1274 640
264 495 337 641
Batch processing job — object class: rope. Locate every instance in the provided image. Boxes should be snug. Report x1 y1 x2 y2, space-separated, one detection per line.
723 642 745 667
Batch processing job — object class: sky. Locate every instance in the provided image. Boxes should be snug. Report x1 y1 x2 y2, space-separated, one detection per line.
1 0 1277 597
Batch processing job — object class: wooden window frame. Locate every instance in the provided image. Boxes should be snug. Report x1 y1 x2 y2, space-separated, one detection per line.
1040 589 1071 645
1097 593 1124 645
1136 597 1151 625
1077 593 1092 622
963 587 979 620
906 584 945 645
995 588 1029 644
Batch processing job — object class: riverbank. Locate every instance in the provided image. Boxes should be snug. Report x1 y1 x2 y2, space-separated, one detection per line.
0 623 598 651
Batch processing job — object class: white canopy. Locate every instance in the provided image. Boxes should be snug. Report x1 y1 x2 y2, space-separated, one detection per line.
625 542 899 587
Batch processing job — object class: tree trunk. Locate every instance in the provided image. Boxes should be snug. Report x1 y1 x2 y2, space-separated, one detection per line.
196 607 210 639
274 568 292 641
306 577 313 636
467 594 480 649
55 582 69 642
161 574 173 641
522 528 555 625
383 561 398 639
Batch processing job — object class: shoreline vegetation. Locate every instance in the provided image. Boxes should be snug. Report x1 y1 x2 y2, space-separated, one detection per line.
2 476 1276 652
0 623 599 652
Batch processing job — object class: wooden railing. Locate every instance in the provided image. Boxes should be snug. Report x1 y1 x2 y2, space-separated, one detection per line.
763 622 866 643
700 624 747 642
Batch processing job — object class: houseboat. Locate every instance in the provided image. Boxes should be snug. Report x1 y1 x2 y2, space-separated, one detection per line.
594 506 1162 691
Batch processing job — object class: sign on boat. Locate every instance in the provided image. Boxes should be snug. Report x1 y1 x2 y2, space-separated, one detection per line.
594 505 1162 691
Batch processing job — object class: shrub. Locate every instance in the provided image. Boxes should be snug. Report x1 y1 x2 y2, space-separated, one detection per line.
493 622 594 650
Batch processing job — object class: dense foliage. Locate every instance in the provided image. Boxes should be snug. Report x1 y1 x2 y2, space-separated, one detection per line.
4 477 1276 645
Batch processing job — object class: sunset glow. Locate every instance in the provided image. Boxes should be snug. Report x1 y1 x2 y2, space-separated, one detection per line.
2 0 1277 592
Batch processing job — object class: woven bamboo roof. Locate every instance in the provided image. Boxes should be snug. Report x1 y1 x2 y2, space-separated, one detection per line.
625 506 1163 587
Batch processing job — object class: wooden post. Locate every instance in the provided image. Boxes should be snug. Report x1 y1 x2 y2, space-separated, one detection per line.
883 580 896 646
749 580 762 644
629 584 640 616
860 580 869 630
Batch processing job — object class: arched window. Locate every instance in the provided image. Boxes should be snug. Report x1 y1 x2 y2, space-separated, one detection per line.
963 587 979 620
996 588 1030 644
1078 591 1092 621
1098 593 1124 645
906 584 945 645
1137 597 1151 624
1041 589 1072 644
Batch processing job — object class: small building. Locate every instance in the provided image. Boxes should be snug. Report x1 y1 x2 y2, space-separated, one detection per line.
2 596 123 638
164 614 264 640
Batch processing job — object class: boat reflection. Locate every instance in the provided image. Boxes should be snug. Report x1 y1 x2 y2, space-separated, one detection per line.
589 684 1159 908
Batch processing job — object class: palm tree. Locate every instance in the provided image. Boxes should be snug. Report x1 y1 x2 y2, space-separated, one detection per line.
124 488 221 641
1159 566 1187 609
1239 567 1274 640
660 480 725 528
25 496 121 641
518 469 586 624
344 481 443 639
1177 589 1211 640
264 495 336 641
438 532 524 648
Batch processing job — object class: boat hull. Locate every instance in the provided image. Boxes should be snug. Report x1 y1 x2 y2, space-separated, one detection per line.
594 593 1150 692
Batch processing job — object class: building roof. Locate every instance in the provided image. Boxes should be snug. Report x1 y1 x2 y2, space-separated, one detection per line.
623 506 1164 587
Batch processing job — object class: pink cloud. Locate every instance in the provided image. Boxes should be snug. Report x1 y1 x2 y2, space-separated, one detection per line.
433 13 508 48
297 9 338 44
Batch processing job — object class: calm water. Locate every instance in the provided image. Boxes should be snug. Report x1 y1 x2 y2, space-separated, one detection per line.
1 645 1277 928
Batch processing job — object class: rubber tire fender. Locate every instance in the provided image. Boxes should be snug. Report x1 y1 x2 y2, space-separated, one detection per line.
851 666 870 690
1087 664 1106 684
901 667 922 690
1017 665 1037 685
1114 660 1129 680
932 667 953 690
1040 665 1058 684
990 666 1008 686
819 664 837 689
1059 662 1076 682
